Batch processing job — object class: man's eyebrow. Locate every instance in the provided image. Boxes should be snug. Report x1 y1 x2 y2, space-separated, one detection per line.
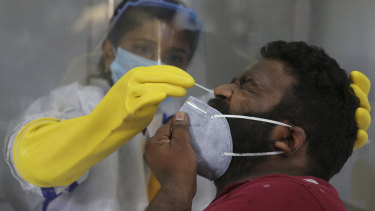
240 74 259 88
248 78 259 88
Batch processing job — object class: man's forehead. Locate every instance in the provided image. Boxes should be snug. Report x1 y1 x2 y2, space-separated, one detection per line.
237 60 289 79
232 59 294 96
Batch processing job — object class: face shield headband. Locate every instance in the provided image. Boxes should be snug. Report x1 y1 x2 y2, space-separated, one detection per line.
111 0 202 32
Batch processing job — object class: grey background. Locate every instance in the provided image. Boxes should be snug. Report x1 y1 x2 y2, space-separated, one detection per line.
1 0 374 210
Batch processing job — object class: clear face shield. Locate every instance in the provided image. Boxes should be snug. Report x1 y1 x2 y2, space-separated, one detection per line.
105 0 202 83
60 0 208 97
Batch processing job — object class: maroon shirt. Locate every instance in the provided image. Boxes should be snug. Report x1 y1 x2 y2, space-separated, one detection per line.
204 174 347 211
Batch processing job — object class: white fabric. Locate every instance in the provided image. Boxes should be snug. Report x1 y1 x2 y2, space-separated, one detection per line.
4 82 216 211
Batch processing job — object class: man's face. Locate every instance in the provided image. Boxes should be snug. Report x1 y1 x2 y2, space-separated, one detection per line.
208 59 295 175
209 59 294 115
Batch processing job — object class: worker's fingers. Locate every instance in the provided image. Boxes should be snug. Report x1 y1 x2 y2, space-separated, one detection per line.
351 84 371 112
354 129 368 150
129 83 187 98
350 71 370 96
129 65 195 88
355 107 371 130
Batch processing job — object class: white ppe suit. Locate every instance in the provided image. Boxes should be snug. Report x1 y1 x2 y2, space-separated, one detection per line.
3 52 216 211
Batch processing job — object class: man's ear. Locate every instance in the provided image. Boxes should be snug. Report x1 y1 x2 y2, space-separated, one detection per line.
271 126 306 156
102 39 115 72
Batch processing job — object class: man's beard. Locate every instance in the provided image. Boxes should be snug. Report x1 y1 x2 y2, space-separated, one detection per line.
208 98 277 180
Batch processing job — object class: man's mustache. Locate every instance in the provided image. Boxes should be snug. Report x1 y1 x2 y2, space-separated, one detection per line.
208 98 230 114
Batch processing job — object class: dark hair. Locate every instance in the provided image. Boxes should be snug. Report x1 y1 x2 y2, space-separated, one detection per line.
260 41 359 181
106 0 200 60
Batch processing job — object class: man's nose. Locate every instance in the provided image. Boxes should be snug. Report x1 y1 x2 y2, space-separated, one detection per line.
214 84 236 100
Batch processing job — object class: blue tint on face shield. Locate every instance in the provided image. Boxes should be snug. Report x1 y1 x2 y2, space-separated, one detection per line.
111 0 202 33
110 47 160 83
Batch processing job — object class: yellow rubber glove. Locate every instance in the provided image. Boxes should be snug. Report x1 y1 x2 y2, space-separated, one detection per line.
350 71 371 150
13 65 195 187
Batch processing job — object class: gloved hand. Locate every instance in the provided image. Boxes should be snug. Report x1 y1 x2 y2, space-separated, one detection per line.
350 71 371 150
13 65 195 187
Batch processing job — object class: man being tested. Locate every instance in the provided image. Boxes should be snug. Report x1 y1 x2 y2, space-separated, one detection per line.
144 41 371 210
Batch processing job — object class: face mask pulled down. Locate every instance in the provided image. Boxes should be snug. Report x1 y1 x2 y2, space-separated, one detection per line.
179 96 292 181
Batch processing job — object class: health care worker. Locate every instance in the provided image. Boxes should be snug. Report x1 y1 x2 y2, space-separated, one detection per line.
3 0 215 210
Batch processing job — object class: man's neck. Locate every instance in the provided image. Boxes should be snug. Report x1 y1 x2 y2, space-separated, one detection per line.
213 164 308 195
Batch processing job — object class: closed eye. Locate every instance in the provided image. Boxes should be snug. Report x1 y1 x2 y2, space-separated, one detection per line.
230 76 257 93
238 76 258 94
241 77 258 88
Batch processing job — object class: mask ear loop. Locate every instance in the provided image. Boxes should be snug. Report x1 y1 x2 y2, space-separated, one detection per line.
211 114 291 157
211 114 292 128
221 151 283 157
112 47 118 62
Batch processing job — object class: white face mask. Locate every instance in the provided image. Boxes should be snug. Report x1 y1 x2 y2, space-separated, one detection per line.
179 96 291 180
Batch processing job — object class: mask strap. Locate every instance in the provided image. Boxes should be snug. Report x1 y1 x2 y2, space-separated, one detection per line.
221 151 283 157
112 48 118 60
211 114 292 128
212 114 288 157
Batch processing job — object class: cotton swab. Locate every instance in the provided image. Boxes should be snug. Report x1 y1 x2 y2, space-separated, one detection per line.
195 83 214 94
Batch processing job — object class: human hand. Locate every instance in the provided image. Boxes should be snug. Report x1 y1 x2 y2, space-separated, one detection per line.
120 65 195 117
350 71 371 149
144 111 197 196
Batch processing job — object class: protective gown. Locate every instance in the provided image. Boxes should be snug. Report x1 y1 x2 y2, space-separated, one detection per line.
3 52 216 211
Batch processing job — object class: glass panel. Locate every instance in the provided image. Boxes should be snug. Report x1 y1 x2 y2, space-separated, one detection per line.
0 1 373 210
